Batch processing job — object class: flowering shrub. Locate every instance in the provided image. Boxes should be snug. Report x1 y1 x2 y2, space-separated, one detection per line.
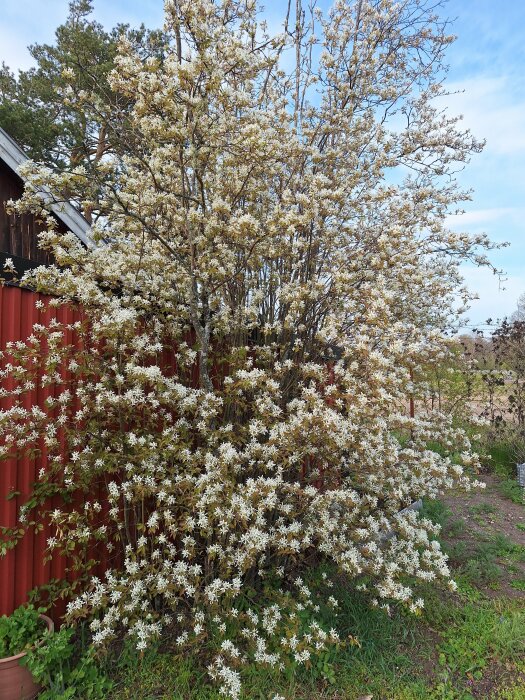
0 0 494 696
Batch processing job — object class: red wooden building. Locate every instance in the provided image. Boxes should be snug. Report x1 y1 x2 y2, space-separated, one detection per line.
0 126 92 272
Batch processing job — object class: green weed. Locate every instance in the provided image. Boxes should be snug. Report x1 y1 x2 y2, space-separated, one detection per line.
499 479 524 505
470 502 498 516
489 533 525 561
420 498 451 528
108 651 217 699
486 442 515 478
438 602 525 685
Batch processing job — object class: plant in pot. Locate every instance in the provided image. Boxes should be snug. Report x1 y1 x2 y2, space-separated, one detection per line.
22 625 113 700
0 604 54 700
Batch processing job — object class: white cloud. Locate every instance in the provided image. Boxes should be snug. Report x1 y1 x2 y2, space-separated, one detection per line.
446 207 520 229
441 76 525 156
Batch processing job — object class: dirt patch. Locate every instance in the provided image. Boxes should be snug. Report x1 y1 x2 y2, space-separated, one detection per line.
444 474 525 543
470 658 524 699
441 473 525 599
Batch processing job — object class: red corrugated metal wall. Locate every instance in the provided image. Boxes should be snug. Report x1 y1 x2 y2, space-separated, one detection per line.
0 285 111 621
0 282 208 621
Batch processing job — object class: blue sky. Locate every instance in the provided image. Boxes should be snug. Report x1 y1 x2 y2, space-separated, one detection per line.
1 0 524 329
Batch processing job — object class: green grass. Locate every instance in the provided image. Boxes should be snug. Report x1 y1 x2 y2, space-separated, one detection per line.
108 652 218 700
443 531 525 590
420 498 452 527
104 577 525 700
439 602 525 675
105 589 428 700
470 502 498 516
485 441 515 478
420 498 507 588
499 479 524 505
105 442 525 700
481 436 525 503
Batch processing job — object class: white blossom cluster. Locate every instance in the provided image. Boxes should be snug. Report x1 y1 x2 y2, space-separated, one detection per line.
0 0 495 696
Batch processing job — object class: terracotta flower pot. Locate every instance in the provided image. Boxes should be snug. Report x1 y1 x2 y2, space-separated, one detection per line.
0 613 54 700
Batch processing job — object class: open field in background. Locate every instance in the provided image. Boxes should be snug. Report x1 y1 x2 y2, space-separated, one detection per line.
100 444 525 700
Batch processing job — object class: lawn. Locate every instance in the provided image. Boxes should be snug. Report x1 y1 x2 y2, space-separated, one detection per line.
103 470 525 700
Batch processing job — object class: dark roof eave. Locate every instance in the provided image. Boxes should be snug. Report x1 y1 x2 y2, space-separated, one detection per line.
0 127 94 249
